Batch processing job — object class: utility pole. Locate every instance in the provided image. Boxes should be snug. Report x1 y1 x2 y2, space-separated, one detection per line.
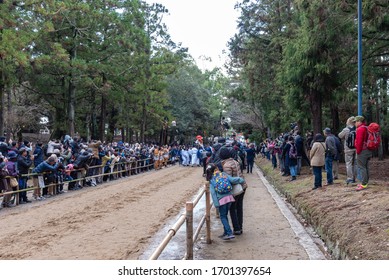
357 0 363 115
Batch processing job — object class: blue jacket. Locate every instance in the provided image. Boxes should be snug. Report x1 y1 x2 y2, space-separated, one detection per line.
33 146 45 167
245 148 256 161
209 173 244 207
32 161 58 174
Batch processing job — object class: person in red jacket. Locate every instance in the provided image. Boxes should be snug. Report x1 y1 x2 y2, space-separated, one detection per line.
354 115 372 191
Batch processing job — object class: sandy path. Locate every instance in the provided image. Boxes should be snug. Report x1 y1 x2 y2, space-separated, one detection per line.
0 165 204 260
195 165 318 260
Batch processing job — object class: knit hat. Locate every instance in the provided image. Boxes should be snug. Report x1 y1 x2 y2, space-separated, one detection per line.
7 151 17 159
219 146 231 160
53 149 61 155
355 115 365 122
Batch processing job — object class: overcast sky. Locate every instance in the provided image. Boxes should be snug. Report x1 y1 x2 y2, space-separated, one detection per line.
145 0 240 70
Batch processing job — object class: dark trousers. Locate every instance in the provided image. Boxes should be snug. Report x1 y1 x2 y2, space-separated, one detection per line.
247 160 254 173
312 166 322 187
18 177 28 202
229 191 245 232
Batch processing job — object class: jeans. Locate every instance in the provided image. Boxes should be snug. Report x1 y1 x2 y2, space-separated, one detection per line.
290 164 297 177
219 202 233 236
229 191 245 232
325 155 333 184
247 160 254 173
18 177 28 202
271 154 277 168
312 166 322 187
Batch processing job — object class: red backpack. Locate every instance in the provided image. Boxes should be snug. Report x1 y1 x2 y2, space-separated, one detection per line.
365 123 381 150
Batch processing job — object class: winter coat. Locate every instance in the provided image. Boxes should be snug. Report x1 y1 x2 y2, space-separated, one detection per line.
324 134 337 158
338 125 356 154
209 173 244 207
355 122 368 155
33 146 45 167
221 158 248 189
310 142 326 167
32 160 58 174
17 155 33 174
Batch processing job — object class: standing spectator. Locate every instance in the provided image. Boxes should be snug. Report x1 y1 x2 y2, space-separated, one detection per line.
323 128 337 186
309 133 326 190
338 116 357 184
2 155 14 207
245 143 256 173
287 136 298 181
354 115 372 191
32 154 59 199
206 163 245 240
87 140 102 186
16 147 34 203
221 148 248 235
0 136 9 156
33 142 45 168
332 136 343 180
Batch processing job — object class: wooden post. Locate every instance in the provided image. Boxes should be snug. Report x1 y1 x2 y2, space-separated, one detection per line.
205 182 212 244
186 202 194 260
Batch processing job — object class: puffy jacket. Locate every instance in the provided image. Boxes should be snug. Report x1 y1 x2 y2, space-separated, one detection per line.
17 155 33 174
209 173 244 207
355 122 368 155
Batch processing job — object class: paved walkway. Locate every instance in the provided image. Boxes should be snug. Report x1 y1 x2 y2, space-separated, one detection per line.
195 164 326 260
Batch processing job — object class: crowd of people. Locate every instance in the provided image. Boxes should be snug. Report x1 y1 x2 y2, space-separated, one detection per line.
0 133 254 210
1 116 376 245
255 116 375 192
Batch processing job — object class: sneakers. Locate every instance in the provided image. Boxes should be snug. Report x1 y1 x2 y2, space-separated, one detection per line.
346 179 356 185
356 184 367 191
222 234 235 240
233 230 242 235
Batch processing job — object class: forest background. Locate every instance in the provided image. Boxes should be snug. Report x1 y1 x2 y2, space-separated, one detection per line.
0 0 388 156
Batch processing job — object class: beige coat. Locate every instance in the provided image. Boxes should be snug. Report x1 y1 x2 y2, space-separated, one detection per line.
222 158 248 189
309 142 326 167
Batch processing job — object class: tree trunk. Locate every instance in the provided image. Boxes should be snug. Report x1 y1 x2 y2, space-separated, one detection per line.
309 88 322 134
0 68 4 136
330 103 340 133
68 46 76 137
140 97 147 143
99 74 108 142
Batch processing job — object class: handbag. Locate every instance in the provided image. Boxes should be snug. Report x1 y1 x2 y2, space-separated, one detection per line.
9 177 19 188
232 183 244 196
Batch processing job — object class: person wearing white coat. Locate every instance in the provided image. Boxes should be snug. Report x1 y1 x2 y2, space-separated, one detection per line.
181 147 190 166
191 146 200 167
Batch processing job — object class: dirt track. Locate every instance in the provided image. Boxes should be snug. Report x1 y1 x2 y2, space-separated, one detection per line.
0 166 203 260
0 164 324 260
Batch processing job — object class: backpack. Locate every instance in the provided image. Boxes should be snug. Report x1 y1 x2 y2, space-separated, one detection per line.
365 123 381 150
213 171 232 194
289 143 297 159
346 126 356 149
